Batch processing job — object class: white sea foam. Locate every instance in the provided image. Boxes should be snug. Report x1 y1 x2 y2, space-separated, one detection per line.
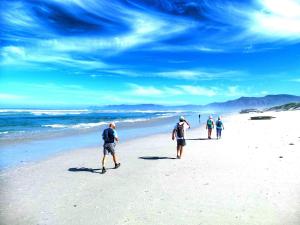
43 116 166 130
43 124 68 128
43 122 108 129
0 109 90 115
118 118 150 123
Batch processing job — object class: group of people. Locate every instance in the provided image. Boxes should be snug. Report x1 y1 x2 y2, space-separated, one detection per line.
100 115 224 174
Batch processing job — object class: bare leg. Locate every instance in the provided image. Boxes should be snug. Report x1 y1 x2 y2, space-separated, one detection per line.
102 155 106 168
208 129 212 139
177 145 180 158
179 146 183 158
112 153 118 165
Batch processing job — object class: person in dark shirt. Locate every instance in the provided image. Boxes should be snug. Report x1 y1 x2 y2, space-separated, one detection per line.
206 115 214 139
172 116 190 159
216 116 225 139
101 122 120 174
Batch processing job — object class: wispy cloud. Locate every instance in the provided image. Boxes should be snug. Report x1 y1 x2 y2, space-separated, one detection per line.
155 69 244 80
249 0 300 40
128 84 163 96
225 86 247 97
290 78 300 82
127 83 217 97
177 85 217 97
1 0 299 106
2 0 300 71
0 93 27 100
1 46 107 69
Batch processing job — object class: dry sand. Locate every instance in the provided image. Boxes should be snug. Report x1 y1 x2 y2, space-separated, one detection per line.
1 111 300 225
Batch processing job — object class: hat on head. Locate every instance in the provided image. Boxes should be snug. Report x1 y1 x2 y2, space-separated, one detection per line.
179 116 185 121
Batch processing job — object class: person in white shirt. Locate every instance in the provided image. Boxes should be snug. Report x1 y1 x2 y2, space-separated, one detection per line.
172 116 190 159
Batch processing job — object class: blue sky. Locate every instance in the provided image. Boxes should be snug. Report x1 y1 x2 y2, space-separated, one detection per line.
1 0 300 107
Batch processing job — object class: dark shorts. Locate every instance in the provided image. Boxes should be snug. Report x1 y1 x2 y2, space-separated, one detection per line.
103 143 116 155
177 139 186 146
216 128 222 136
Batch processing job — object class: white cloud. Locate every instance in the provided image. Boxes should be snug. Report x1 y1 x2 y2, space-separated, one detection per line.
202 0 300 46
128 83 217 97
2 2 38 28
36 8 191 54
177 85 217 97
156 70 200 80
225 86 249 97
1 45 107 69
155 69 243 80
250 0 300 39
0 93 27 100
128 84 163 96
260 90 269 95
227 86 241 96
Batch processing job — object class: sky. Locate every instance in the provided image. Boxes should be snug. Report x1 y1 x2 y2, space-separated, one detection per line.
1 0 300 107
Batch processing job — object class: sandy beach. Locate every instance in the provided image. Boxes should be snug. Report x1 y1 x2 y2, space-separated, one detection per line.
1 110 300 225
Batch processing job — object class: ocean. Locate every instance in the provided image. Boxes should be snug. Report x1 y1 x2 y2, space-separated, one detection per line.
0 109 209 169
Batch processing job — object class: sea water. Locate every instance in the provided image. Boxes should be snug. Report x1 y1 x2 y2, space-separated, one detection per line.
0 109 211 169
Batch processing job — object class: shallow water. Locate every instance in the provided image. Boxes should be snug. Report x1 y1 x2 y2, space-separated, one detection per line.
0 109 212 169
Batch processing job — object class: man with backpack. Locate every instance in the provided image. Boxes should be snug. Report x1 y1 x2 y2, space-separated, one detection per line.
206 115 214 139
172 116 190 159
216 116 224 139
101 122 120 174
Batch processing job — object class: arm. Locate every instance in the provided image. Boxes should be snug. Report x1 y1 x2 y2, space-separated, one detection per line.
185 120 191 129
172 129 176 140
113 130 119 142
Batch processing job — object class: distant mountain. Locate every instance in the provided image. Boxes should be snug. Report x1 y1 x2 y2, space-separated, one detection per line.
88 94 300 111
205 94 300 111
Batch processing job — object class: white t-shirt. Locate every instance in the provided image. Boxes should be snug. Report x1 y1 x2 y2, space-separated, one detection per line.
174 122 189 139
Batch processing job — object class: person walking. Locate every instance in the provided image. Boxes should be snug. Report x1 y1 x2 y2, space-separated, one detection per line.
216 116 224 139
206 115 214 139
172 116 190 159
101 122 121 174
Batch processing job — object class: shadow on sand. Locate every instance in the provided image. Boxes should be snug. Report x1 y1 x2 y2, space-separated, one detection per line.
185 138 212 140
139 156 177 160
68 167 102 173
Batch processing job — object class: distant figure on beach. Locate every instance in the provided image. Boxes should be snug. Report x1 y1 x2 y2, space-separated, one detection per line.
216 116 224 139
172 116 190 159
206 115 214 139
198 114 201 123
101 122 121 174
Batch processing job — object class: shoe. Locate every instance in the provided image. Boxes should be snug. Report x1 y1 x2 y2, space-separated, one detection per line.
114 163 121 169
102 167 106 174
